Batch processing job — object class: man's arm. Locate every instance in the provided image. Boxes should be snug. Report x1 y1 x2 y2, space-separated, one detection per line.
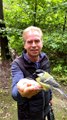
11 62 24 101
11 62 42 101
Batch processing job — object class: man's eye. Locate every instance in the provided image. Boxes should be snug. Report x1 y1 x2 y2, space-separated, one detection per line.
35 40 40 43
27 41 32 44
27 40 40 44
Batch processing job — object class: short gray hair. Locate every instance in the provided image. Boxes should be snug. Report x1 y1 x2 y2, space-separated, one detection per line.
22 26 43 41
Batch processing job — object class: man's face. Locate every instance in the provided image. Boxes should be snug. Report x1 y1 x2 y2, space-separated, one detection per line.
24 31 43 58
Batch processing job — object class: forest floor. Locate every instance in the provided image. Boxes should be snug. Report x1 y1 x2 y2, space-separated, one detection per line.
0 60 67 120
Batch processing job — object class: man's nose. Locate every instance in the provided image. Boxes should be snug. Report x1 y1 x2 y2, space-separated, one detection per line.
32 41 36 46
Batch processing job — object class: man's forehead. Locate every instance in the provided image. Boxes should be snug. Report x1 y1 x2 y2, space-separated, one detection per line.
26 30 41 37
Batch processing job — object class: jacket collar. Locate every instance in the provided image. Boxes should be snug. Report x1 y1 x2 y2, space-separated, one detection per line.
22 50 47 64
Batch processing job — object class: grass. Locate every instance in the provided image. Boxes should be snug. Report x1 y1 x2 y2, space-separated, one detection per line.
0 88 17 120
53 95 67 120
0 87 67 120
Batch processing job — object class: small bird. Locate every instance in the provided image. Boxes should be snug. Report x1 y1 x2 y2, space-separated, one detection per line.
35 69 67 98
36 69 60 90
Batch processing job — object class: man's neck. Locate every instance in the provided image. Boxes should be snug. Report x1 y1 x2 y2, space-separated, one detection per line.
26 54 39 62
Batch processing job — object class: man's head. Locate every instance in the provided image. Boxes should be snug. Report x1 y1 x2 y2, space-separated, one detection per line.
22 26 43 61
23 26 43 41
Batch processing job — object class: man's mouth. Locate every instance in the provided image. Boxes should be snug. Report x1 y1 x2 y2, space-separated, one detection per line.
31 49 39 51
31 50 39 53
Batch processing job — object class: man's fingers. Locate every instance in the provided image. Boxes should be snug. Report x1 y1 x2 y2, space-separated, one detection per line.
17 79 42 98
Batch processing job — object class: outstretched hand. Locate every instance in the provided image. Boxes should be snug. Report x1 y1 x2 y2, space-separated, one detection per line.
17 78 42 98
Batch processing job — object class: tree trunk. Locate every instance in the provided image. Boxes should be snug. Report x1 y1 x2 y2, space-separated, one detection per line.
0 0 10 60
33 0 37 26
63 11 67 32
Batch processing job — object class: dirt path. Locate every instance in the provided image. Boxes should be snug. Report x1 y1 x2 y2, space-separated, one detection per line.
0 60 11 89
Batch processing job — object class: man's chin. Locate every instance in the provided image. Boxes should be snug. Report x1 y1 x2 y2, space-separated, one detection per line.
30 53 39 57
31 51 40 55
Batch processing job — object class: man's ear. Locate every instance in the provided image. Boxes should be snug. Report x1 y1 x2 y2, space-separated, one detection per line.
24 44 26 49
41 40 43 48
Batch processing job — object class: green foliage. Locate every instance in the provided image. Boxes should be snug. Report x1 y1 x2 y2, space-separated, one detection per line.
2 0 67 82
43 31 67 54
43 31 67 77
3 0 67 30
9 37 23 55
53 64 62 74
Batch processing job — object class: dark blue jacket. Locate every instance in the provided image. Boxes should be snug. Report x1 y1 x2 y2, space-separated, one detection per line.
11 51 52 120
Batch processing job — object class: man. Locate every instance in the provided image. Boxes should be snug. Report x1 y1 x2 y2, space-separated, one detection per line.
11 26 52 120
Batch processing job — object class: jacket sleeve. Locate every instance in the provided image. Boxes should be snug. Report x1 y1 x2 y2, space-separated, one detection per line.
11 62 25 102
